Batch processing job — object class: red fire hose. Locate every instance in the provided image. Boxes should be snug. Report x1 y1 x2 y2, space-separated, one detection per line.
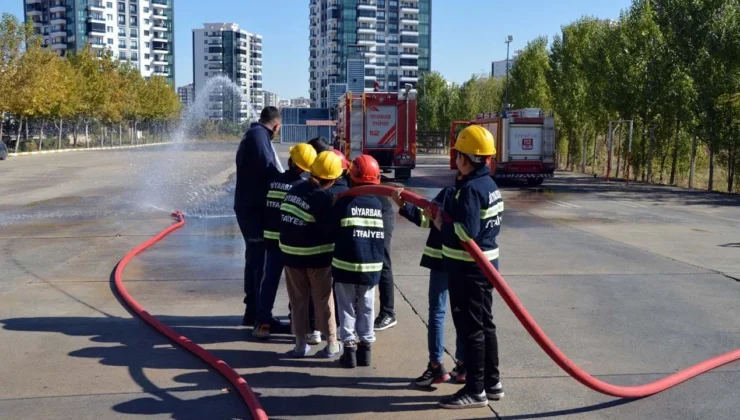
341 185 740 398
113 211 268 420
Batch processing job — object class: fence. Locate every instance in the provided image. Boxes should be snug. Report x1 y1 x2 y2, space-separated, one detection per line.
280 125 333 144
417 131 448 154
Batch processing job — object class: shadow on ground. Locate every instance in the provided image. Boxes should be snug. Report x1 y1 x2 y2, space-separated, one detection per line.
0 314 449 419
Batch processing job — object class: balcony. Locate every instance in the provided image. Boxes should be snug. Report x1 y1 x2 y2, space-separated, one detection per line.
50 42 67 51
401 29 419 35
89 1 105 11
400 52 418 58
153 47 168 54
153 24 169 32
152 0 169 8
90 42 105 49
27 10 42 17
50 16 66 25
153 57 168 65
88 14 105 23
400 75 419 81
401 15 419 23
50 28 66 38
401 3 419 12
49 2 66 13
152 34 168 42
358 0 377 9
152 13 168 20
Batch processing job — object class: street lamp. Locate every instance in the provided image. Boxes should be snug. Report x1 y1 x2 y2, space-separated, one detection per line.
504 35 513 111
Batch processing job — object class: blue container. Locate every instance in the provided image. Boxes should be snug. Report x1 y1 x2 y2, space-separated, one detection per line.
280 124 333 144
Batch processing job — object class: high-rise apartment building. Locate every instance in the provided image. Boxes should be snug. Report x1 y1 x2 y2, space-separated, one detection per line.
309 0 431 108
24 0 175 85
177 83 194 107
192 23 264 123
263 91 279 107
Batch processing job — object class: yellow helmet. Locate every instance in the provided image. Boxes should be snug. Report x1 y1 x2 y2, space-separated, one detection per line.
310 151 343 180
455 125 496 157
289 143 317 172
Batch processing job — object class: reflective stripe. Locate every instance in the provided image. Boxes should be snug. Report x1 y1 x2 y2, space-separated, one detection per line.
480 202 504 219
279 241 334 256
332 258 383 273
442 245 499 262
341 217 383 228
280 202 316 223
264 230 280 240
423 246 442 259
454 222 473 242
267 190 287 200
420 215 430 229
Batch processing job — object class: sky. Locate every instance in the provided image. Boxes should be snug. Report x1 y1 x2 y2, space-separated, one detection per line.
3 0 631 100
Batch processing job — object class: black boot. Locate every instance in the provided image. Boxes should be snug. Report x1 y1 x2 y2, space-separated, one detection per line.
340 344 357 368
357 342 371 367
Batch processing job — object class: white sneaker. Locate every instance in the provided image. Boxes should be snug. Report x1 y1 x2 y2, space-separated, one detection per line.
305 331 321 345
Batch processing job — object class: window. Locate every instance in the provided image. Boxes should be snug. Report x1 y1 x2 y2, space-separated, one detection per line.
144 30 149 36
131 40 138 50
118 39 126 48
107 38 113 45
145 42 150 48
145 54 150 59
119 51 127 59
144 18 149 25
118 2 125 12
130 29 137 38
204 40 208 44
106 2 112 7
130 5 137 13
204 72 208 77
143 7 149 12
107 14 113 20
146 65 150 71
204 48 208 52
118 28 125 36
131 53 138 61
106 26 113 33
130 16 137 26
118 15 125 25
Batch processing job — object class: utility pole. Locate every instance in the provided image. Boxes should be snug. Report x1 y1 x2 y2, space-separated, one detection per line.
504 35 513 110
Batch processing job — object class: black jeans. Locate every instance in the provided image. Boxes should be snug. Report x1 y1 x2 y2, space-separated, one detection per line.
378 231 395 316
235 208 265 320
448 262 500 395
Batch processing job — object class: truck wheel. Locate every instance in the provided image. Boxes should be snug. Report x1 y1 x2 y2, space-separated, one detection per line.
527 177 544 187
395 169 411 180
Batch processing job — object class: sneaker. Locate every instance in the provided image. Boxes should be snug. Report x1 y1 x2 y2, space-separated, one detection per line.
438 388 488 410
286 343 310 358
252 324 270 340
305 331 322 345
374 313 397 331
485 382 505 401
269 318 291 335
415 362 451 387
450 362 466 384
316 341 342 358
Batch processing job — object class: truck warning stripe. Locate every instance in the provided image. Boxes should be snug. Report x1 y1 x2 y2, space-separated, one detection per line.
378 125 397 145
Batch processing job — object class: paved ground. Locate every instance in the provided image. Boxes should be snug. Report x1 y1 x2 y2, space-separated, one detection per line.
0 142 738 419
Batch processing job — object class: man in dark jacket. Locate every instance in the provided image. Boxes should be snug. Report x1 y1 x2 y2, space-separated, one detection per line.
234 106 281 326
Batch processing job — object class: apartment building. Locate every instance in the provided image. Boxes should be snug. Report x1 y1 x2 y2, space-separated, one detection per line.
309 0 431 108
192 23 264 123
177 83 194 107
24 0 175 85
263 91 279 107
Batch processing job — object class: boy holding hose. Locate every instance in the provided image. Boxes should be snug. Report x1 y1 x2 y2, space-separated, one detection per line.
434 125 504 410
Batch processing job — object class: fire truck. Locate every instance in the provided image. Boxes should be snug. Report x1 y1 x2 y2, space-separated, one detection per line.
450 108 556 186
335 89 417 180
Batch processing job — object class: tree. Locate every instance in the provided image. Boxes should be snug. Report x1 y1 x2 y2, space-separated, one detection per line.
0 14 31 144
506 36 552 110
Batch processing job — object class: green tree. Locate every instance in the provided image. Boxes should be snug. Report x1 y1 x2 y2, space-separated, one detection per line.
506 36 552 110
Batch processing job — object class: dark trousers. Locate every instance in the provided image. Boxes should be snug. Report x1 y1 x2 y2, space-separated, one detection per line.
448 261 500 395
235 209 265 321
378 232 395 316
257 248 284 324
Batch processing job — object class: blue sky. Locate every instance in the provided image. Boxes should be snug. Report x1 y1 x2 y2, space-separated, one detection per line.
3 0 631 99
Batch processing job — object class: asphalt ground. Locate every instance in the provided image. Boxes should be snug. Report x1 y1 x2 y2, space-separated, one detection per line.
0 142 738 419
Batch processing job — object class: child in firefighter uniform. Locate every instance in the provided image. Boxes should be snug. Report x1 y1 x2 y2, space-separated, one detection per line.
332 155 385 368
392 186 466 385
279 151 345 358
253 143 317 340
434 125 505 410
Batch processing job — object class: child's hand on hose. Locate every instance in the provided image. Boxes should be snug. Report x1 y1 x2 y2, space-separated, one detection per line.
391 188 405 207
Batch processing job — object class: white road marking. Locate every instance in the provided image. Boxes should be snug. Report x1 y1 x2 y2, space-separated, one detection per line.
548 200 580 208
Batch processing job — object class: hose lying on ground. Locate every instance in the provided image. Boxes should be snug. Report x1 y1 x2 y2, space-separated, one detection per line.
113 211 268 420
339 185 740 398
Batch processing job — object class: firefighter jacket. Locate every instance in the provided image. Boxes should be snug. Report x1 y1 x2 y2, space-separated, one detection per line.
331 195 385 286
279 180 336 268
263 168 305 250
399 187 454 272
327 174 350 196
441 165 503 273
